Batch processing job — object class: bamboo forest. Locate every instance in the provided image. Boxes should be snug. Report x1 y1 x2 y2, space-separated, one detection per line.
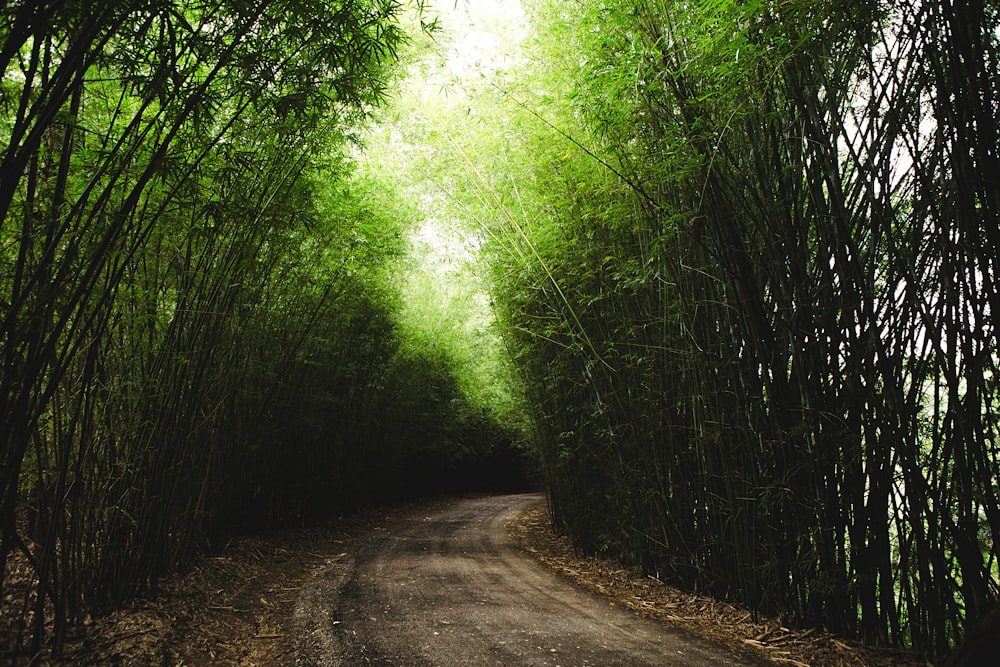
1 0 998 663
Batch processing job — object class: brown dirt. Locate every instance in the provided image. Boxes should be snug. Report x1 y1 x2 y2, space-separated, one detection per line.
2 495 931 666
290 493 747 666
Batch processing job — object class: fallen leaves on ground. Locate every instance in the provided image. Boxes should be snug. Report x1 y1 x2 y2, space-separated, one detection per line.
507 500 930 667
1 515 378 666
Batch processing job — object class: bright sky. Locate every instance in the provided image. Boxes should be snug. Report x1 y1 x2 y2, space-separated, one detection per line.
437 0 527 79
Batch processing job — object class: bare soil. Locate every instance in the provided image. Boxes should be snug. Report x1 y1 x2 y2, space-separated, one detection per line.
1 494 929 666
286 493 747 666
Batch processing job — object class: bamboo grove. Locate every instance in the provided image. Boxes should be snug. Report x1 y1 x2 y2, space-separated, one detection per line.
445 0 999 659
4 0 999 661
0 0 528 656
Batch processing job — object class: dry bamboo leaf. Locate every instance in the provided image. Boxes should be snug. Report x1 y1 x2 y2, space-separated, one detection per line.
773 658 810 667
831 638 852 651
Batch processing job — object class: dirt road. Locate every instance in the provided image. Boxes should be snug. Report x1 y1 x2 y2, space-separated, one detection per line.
289 493 752 666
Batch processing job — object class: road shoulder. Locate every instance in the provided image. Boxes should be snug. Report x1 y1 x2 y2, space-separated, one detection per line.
507 498 925 667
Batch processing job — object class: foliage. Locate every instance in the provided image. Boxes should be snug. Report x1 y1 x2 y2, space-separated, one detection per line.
467 0 1000 659
0 0 521 658
353 0 537 466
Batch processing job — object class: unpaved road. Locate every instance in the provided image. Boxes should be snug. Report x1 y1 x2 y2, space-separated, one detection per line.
290 493 752 666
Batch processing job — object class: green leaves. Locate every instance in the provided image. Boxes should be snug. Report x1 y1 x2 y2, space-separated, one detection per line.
462 0 1000 658
0 0 414 653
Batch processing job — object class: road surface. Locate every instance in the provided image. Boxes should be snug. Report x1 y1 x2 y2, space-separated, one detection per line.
289 493 752 666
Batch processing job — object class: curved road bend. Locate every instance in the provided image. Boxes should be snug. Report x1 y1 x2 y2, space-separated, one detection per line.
291 493 752 666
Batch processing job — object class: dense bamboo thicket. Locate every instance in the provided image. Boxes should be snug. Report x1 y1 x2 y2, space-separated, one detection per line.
0 0 526 658
6 0 999 660
468 0 999 659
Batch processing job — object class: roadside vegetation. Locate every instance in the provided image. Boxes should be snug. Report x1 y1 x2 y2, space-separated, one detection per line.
449 0 999 661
